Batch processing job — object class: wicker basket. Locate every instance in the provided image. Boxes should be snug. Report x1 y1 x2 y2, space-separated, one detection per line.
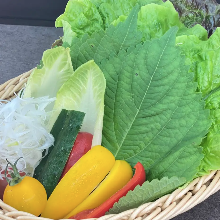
1 70 220 220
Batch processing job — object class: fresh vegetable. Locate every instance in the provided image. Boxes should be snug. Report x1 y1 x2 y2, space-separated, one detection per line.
108 176 186 214
0 96 55 178
57 0 208 46
41 145 115 219
0 171 25 200
71 162 146 219
65 6 211 181
51 60 106 147
2 0 219 217
34 109 85 197
23 46 75 131
174 27 220 175
55 0 104 37
61 132 93 179
169 0 220 36
3 159 47 216
23 46 73 101
65 160 133 218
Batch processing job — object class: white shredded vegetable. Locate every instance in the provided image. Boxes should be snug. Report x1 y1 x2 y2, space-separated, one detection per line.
0 95 55 179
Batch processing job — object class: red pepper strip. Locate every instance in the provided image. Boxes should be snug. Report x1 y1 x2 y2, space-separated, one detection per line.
60 132 93 179
70 162 146 220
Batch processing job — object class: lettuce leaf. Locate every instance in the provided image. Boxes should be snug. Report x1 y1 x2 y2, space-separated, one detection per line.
57 0 208 43
62 20 77 46
137 1 207 41
50 60 106 146
175 28 220 175
108 176 186 214
23 46 74 105
168 0 220 36
55 0 104 37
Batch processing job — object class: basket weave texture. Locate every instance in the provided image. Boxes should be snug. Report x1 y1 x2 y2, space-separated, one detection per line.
0 71 220 220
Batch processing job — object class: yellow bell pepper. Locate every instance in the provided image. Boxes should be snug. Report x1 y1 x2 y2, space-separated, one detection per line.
65 160 133 218
41 145 115 219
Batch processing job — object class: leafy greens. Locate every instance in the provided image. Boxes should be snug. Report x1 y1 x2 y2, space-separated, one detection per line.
51 60 106 146
23 47 74 111
18 0 220 212
108 176 186 214
168 0 220 36
56 0 208 45
65 6 211 182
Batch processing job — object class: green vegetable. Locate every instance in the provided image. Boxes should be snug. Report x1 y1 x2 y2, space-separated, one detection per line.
108 176 186 214
175 28 220 175
66 7 211 181
51 60 106 146
57 0 208 44
101 26 210 181
68 5 142 70
55 0 104 37
34 109 85 197
23 47 74 114
169 0 220 36
62 20 77 47
135 1 206 41
23 0 220 211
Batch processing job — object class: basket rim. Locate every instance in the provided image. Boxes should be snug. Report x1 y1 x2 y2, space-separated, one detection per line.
0 71 220 220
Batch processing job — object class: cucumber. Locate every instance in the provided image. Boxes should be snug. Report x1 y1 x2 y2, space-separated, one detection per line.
34 109 85 197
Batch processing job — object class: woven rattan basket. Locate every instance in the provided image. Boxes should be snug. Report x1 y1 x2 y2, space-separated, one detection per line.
0 70 220 220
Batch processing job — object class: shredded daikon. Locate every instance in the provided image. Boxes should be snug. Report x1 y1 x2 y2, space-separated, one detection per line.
0 96 55 179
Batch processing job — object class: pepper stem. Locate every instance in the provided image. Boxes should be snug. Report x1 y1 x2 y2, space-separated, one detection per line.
5 157 25 186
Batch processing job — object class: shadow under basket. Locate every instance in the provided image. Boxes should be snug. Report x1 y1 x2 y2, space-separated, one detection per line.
1 70 220 220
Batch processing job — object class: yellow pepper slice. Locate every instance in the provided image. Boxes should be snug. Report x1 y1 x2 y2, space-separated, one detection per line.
41 145 115 219
65 160 133 218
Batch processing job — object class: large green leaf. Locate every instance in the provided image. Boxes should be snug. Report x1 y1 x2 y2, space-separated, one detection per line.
108 176 186 214
69 5 142 69
100 27 210 181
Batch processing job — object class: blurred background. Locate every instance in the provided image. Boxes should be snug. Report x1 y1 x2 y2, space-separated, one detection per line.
0 0 68 26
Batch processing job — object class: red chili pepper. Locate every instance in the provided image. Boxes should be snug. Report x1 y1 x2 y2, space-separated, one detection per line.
70 162 146 220
60 132 93 179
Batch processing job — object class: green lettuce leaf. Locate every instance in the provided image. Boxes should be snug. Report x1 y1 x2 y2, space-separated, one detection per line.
108 176 186 214
57 0 208 44
62 20 77 46
55 0 104 37
168 0 220 36
176 28 220 96
23 47 74 103
175 28 220 175
137 1 207 41
50 60 106 146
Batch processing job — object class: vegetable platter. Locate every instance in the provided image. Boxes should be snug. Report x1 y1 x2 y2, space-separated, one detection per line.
1 0 220 219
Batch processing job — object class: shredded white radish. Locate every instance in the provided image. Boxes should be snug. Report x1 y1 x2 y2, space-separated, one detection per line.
0 95 55 179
